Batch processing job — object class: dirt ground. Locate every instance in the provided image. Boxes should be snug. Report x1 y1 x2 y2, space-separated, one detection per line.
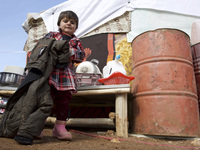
1 124 200 150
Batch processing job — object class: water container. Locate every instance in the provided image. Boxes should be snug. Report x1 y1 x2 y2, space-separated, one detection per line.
131 29 199 137
103 55 126 78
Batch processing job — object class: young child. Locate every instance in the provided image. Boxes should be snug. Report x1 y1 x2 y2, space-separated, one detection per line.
44 10 85 140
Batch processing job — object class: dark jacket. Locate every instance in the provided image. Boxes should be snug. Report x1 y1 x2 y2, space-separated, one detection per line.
0 38 70 139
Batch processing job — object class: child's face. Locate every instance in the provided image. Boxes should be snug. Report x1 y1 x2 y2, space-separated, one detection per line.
58 17 77 36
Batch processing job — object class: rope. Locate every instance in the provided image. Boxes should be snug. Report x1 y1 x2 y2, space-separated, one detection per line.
70 130 200 149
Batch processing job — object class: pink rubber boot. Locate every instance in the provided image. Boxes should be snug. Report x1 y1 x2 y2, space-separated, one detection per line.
36 130 44 139
53 120 72 140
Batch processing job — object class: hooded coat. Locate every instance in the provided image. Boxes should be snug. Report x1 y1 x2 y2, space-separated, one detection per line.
0 37 70 139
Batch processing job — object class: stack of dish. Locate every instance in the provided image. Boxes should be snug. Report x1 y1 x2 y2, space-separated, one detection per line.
0 66 25 87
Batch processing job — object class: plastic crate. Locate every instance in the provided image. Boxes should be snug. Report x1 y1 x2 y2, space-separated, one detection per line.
98 72 135 85
75 73 102 87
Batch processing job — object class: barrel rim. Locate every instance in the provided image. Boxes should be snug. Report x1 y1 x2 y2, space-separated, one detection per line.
191 42 200 47
131 28 190 46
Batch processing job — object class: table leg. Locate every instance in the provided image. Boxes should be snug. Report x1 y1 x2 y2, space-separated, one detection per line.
115 93 128 138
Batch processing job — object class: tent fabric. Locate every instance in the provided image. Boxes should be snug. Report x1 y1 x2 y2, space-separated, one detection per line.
191 20 200 45
114 34 132 76
127 9 200 43
79 34 115 71
23 11 130 52
23 13 48 52
78 33 132 76
82 11 131 38
22 0 200 48
22 13 43 33
128 0 200 17
35 0 200 38
40 0 130 38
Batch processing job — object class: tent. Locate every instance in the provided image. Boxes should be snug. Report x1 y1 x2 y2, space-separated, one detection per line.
23 0 200 39
22 0 200 75
22 0 200 74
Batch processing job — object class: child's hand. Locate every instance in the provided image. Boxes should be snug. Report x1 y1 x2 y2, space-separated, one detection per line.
69 48 72 54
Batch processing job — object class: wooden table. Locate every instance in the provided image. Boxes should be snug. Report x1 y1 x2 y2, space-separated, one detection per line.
0 84 130 138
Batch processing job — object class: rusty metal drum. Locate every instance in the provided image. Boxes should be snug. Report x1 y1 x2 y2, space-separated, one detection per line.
131 29 199 137
191 43 200 114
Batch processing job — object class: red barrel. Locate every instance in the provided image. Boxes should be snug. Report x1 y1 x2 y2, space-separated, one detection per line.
131 29 199 137
191 43 200 114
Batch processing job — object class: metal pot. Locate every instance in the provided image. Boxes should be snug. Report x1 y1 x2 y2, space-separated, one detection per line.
0 72 25 87
76 59 102 75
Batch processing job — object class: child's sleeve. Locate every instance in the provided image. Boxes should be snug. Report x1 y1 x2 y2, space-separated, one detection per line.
43 32 57 39
70 39 85 63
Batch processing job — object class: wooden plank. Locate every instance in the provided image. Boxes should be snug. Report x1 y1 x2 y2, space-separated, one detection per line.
0 84 130 96
0 85 130 97
0 90 15 97
73 88 130 96
115 93 128 138
77 84 130 90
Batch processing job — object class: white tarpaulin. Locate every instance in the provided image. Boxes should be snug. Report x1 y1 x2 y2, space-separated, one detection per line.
127 9 200 43
36 0 200 38
40 0 131 38
128 0 200 17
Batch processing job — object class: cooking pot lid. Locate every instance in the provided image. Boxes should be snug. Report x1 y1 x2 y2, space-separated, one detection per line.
3 66 24 75
76 61 96 73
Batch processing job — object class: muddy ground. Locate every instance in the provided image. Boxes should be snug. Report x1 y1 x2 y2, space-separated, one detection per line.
1 124 200 150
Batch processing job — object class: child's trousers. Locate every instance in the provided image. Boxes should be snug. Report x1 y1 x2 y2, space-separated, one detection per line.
50 86 72 121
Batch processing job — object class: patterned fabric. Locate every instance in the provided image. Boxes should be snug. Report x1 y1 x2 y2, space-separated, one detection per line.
23 14 48 52
82 11 131 38
80 34 114 71
23 12 131 52
45 32 85 92
114 34 132 76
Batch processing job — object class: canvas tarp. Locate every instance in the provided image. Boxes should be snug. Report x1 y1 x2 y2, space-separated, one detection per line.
33 0 200 38
23 11 131 52
22 0 200 41
23 13 48 52
127 9 200 43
